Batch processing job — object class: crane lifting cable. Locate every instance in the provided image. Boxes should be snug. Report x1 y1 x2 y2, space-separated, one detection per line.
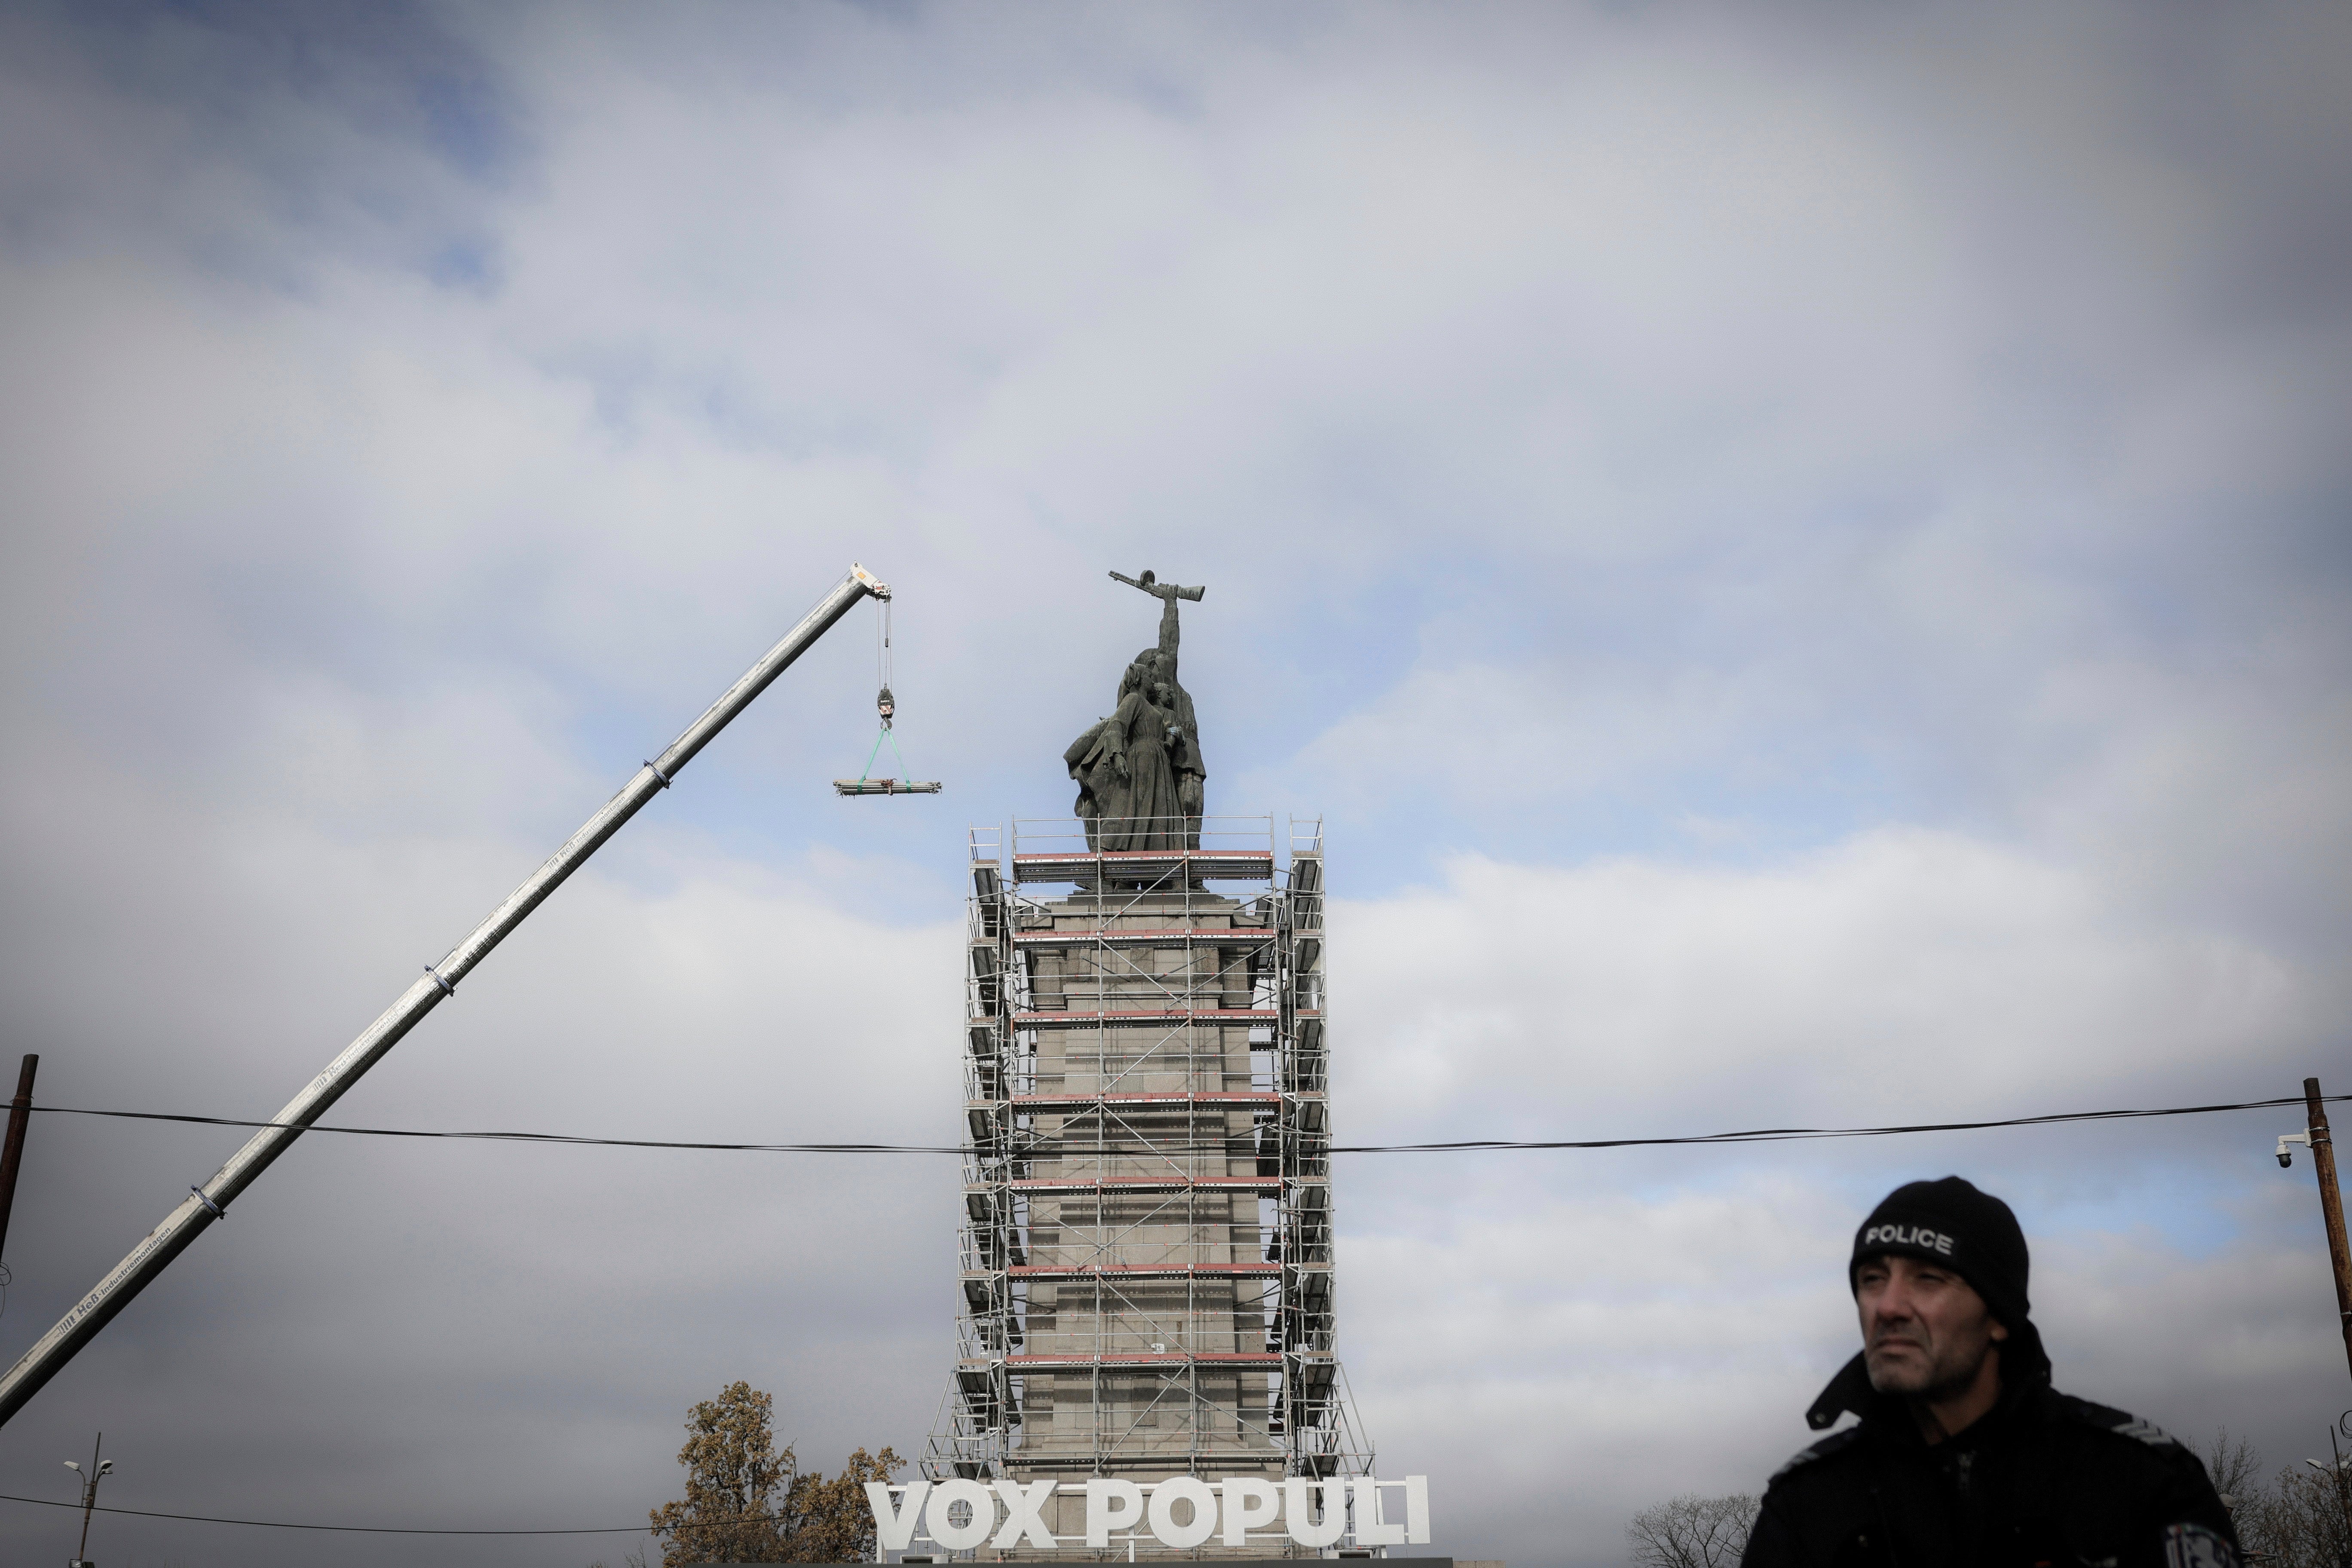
834 591 940 796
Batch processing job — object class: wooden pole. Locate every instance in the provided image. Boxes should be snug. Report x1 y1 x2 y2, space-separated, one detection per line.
2304 1078 2352 1384
0 1054 37 1265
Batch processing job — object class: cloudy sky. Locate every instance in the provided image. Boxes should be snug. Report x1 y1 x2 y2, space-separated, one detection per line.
1 1 2348 1563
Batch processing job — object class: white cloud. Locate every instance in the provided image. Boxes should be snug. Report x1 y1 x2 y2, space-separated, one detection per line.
1339 829 2321 1136
0 3 2346 1565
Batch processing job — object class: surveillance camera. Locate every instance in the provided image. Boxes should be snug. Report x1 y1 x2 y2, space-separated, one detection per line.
2279 1150 2294 1168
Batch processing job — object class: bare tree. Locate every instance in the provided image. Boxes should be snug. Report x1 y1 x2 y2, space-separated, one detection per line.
1627 1493 1761 1568
2232 1460 2352 1568
2180 1428 2352 1568
2191 1427 2267 1510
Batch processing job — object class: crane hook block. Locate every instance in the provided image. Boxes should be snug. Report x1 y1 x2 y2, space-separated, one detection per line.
837 615 936 793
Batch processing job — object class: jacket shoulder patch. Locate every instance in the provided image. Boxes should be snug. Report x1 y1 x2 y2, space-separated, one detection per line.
2060 1395 2182 1450
2162 1522 2239 1568
1770 1424 1863 1481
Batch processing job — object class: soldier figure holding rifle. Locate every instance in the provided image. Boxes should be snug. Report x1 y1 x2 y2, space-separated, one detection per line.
1109 570 1207 850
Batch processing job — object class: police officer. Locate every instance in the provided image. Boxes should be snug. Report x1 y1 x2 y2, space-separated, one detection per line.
1742 1176 2240 1568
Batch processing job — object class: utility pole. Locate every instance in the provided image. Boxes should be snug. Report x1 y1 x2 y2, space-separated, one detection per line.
0 1054 39 1265
64 1430 108 1568
2306 1078 2352 1386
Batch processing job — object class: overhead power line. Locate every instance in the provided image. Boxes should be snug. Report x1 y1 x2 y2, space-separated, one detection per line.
1341 1093 2349 1152
29 1092 2344 1157
0 1093 2340 1540
34 1106 959 1154
0 1489 765 1535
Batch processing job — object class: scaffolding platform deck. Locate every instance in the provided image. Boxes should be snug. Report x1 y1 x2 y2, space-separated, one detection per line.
1010 849 1275 885
1000 1352 1286 1370
1003 1176 1294 1195
992 1090 1287 1111
1011 926 1276 948
1000 1263 1282 1280
1011 1006 1289 1028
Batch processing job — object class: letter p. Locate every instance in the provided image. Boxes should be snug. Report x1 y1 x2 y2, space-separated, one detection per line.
1221 1478 1280 1547
1086 1479 1144 1548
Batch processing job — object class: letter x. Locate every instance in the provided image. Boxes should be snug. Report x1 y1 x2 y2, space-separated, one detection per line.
994 1479 1059 1550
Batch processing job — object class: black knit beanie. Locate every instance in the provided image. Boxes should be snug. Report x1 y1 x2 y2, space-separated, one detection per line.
1806 1176 2042 1429
1849 1176 2031 1332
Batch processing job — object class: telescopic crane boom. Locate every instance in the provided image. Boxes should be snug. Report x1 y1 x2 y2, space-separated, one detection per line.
0 563 891 1425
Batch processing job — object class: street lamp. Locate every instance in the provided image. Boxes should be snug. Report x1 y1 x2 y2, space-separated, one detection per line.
2313 1412 2352 1554
63 1434 111 1568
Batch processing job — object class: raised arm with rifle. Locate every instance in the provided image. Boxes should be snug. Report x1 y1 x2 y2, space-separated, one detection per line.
1109 570 1207 848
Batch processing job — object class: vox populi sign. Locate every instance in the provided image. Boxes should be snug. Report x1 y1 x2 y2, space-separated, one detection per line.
867 1476 1432 1553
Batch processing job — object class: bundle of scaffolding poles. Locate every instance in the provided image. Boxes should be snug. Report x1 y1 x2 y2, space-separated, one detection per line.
0 562 893 1427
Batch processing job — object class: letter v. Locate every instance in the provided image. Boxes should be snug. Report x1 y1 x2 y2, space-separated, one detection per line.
994 1479 1060 1549
866 1482 931 1551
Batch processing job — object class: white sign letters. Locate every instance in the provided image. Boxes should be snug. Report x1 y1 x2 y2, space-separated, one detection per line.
869 1474 1433 1552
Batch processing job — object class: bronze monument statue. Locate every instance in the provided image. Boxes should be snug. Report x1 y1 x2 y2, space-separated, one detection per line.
1066 571 1207 851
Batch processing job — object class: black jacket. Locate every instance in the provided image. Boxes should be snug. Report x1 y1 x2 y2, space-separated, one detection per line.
1742 1331 2239 1568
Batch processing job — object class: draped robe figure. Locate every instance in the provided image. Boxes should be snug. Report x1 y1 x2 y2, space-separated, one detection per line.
1070 572 1209 853
1094 667 1184 852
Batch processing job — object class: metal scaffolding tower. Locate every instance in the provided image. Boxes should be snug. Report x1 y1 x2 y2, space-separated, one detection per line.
924 815 1372 1554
